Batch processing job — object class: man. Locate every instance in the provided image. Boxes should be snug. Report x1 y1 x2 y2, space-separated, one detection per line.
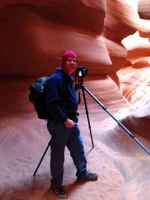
45 50 98 198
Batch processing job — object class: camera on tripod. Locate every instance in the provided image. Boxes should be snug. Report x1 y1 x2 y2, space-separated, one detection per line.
75 66 88 78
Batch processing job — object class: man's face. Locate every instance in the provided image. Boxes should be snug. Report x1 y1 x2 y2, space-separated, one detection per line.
63 57 78 75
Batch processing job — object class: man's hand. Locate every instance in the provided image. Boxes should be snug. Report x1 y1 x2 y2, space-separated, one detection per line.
64 118 76 128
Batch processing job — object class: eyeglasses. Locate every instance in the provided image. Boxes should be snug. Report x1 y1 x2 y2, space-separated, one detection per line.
65 58 78 63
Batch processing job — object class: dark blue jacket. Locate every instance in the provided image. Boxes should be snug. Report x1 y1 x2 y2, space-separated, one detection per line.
45 68 78 122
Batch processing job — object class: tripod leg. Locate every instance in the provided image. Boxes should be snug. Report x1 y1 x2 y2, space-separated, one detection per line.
81 87 94 149
33 139 51 176
82 85 150 156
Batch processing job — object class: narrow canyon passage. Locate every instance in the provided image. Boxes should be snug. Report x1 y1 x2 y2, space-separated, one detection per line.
0 76 149 200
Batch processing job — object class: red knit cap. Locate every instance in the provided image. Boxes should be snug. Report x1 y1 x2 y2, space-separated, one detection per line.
62 50 78 63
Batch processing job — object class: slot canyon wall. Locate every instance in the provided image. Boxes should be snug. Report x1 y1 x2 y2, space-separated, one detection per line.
0 1 150 199
0 0 150 88
0 0 150 111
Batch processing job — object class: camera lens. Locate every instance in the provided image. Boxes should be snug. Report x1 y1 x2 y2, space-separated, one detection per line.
76 66 88 78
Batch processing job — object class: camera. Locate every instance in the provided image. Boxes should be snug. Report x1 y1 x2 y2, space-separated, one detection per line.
75 66 88 78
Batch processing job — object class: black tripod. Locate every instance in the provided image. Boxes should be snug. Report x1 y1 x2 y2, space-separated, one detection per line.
33 77 150 176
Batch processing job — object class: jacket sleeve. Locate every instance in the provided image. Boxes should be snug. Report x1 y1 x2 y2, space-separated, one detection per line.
45 77 68 122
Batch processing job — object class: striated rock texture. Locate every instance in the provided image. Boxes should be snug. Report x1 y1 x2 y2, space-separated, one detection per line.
0 1 150 200
0 1 110 77
138 0 150 20
0 0 150 78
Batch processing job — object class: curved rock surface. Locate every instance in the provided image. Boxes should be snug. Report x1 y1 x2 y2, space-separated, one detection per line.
0 0 150 77
0 1 150 199
138 0 150 20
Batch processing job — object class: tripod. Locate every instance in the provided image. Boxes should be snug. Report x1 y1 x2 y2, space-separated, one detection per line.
33 78 150 176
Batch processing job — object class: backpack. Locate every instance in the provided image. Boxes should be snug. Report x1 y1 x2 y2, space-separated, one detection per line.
29 76 50 119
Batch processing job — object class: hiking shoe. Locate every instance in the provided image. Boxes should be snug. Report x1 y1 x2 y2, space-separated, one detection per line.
77 171 98 182
51 184 67 199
